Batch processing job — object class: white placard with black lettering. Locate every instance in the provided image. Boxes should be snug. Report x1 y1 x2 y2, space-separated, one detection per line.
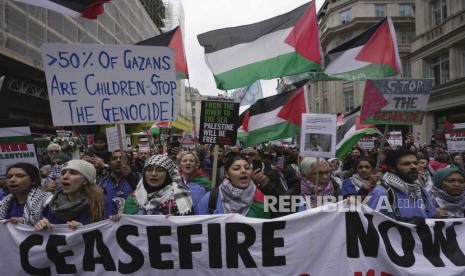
300 113 336 158
42 43 177 126
387 131 403 146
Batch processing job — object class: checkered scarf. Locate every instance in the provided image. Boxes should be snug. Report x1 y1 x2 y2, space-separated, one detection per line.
136 155 192 215
0 186 52 226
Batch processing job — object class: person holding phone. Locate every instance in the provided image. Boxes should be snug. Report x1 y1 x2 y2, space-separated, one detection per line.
196 153 270 218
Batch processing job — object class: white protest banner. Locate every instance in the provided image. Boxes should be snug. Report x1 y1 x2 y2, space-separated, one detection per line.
0 120 39 178
300 113 336 158
358 135 375 151
387 131 403 146
446 132 465 152
105 126 120 152
139 137 150 150
42 43 177 126
1 202 465 275
106 126 128 152
56 130 72 137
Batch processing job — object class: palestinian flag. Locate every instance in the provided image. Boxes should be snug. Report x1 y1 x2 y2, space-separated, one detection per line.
324 17 401 80
336 109 379 159
13 0 110 19
445 119 465 132
243 86 308 147
197 1 321 90
137 26 189 79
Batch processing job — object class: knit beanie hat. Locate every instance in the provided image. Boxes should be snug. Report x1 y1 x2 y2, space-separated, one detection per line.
144 154 181 183
61 160 97 184
433 167 465 189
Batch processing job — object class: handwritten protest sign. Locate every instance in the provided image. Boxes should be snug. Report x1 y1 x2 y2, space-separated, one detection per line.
105 126 128 152
361 79 432 125
0 120 39 178
42 43 177 126
199 96 239 145
300 113 336 158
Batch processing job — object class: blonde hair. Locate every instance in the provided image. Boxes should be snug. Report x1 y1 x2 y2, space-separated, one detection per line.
177 150 200 165
83 181 105 222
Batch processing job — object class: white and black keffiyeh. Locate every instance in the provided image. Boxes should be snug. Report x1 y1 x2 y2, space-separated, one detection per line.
138 155 192 215
144 155 181 184
219 178 256 215
350 174 368 191
0 186 52 225
383 172 422 199
134 179 192 215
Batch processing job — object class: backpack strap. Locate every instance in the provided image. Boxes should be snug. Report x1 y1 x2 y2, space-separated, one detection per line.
208 186 219 214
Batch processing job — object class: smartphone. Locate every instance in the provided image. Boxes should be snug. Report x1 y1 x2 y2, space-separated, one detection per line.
252 160 263 172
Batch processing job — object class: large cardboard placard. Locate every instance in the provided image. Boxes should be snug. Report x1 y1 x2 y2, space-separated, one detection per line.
199 96 239 145
42 43 177 126
361 79 432 125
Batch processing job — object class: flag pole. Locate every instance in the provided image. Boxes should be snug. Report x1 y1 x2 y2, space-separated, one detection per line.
211 145 219 188
314 157 320 208
375 124 389 172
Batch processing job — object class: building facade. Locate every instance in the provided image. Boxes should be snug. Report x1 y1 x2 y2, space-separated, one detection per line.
312 0 415 114
184 86 202 135
411 0 465 144
0 0 166 135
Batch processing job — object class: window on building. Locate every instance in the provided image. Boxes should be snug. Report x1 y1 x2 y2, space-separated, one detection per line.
343 89 354 113
461 45 465 77
399 4 414 16
432 0 447 25
340 9 351 24
375 4 386 17
430 52 449 86
402 59 411 78
398 30 415 45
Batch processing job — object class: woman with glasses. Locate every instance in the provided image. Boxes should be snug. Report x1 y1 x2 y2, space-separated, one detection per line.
197 153 270 218
341 157 380 198
1 163 52 225
177 151 211 214
431 168 465 218
298 157 340 211
122 155 193 216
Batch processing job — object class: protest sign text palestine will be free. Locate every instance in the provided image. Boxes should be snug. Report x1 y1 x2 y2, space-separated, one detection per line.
199 98 239 145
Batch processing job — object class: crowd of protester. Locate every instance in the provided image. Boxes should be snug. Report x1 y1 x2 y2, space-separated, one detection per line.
1 131 465 231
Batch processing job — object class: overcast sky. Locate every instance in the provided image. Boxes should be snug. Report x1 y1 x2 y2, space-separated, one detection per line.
180 0 324 98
